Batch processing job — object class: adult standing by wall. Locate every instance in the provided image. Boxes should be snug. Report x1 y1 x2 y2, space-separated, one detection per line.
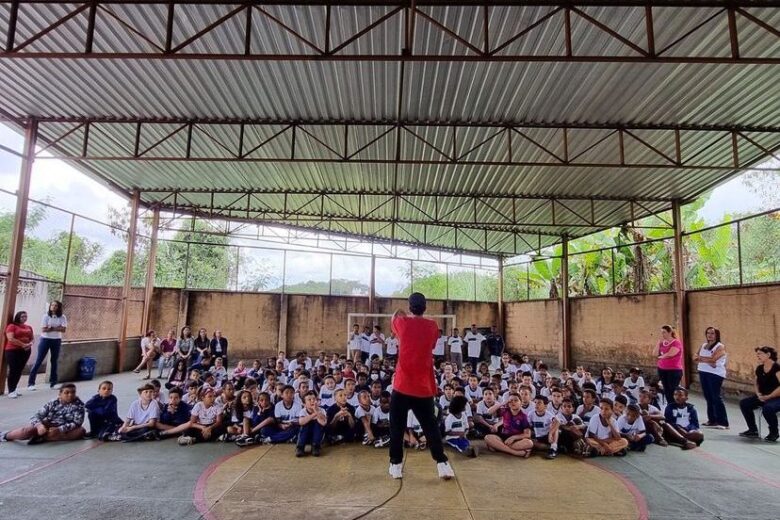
486 325 505 374
28 301 67 391
656 324 684 406
464 324 486 371
448 328 463 371
739 346 780 443
4 311 34 398
210 329 228 366
388 292 454 480
693 327 729 429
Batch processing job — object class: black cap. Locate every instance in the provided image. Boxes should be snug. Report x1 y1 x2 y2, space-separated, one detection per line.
409 292 427 315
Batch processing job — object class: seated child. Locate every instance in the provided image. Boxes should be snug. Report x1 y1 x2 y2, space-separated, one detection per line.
370 391 392 448
222 386 249 442
183 380 200 406
355 390 376 445
625 367 645 404
584 398 629 457
247 359 263 381
444 395 478 457
483 392 534 457
0 383 86 444
529 395 560 459
85 380 123 440
156 387 192 439
180 387 223 445
319 375 337 409
232 360 248 389
464 375 483 412
165 359 188 390
638 389 667 446
663 387 704 450
474 388 502 438
243 392 275 445
296 391 328 457
556 398 587 456
326 388 356 444
518 385 535 417
618 404 653 451
439 384 454 416
613 395 628 420
117 383 160 442
576 389 600 423
264 385 301 444
405 410 427 450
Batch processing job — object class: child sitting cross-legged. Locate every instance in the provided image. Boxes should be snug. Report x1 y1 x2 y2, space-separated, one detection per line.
555 397 587 456
444 395 478 457
296 391 328 457
529 395 560 459
483 392 534 458
405 410 427 450
84 380 123 440
0 383 86 444
116 383 160 442
179 387 223 445
370 391 392 448
326 388 356 444
618 404 653 452
264 385 301 444
584 398 629 457
155 387 192 440
242 392 275 446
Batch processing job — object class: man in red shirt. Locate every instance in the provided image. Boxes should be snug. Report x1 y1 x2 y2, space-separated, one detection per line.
388 292 454 480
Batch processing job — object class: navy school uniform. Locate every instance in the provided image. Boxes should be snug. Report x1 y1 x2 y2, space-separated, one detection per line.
85 394 123 439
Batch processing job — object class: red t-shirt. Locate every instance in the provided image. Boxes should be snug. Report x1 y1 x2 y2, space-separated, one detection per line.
4 323 33 351
391 314 439 397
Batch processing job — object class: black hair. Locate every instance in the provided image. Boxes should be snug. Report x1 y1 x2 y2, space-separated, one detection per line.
48 300 63 318
150 379 161 389
304 390 318 398
187 381 200 389
12 311 27 325
168 387 183 397
627 404 640 414
449 395 468 416
534 395 549 405
282 385 295 393
137 383 155 393
599 398 614 408
755 346 778 361
59 383 77 392
379 390 392 400
614 395 628 406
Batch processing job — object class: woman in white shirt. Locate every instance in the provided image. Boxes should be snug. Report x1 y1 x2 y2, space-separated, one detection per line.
693 326 729 429
27 301 67 391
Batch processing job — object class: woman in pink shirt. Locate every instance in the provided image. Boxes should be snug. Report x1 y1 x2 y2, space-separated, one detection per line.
656 324 684 406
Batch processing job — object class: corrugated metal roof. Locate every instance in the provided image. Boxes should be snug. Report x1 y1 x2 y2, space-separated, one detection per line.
1 2 778 256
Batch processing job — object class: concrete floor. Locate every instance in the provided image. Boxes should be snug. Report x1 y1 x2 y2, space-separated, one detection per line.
1 372 778 520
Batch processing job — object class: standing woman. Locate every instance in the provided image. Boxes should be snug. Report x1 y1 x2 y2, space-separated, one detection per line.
176 326 195 367
656 325 684 406
28 301 67 391
4 311 34 398
693 327 729 429
739 346 780 443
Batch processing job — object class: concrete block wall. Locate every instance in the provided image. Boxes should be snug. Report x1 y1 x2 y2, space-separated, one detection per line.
48 337 141 384
504 299 561 363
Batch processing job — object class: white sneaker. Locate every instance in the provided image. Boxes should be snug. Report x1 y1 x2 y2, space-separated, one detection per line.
437 462 455 480
27 385 36 391
8 391 19 399
388 463 403 479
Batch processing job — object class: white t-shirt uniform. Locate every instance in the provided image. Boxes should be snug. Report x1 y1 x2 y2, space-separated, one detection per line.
348 332 362 352
41 314 68 340
617 415 646 437
372 407 391 428
126 400 160 425
433 337 447 357
576 404 600 423
319 386 336 408
369 333 385 359
448 337 463 355
386 337 399 356
529 409 557 438
464 332 486 358
360 333 371 355
520 402 534 418
444 412 468 440
191 402 220 426
697 342 727 379
346 393 360 408
355 405 374 421
464 385 483 402
624 376 645 403
555 412 584 428
668 405 694 429
438 395 452 415
274 401 302 425
407 410 423 434
586 415 617 440
476 401 500 425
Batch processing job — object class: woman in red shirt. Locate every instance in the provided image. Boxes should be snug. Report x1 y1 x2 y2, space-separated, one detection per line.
4 311 35 398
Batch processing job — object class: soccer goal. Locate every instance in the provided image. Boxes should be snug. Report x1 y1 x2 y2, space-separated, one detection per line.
346 313 457 358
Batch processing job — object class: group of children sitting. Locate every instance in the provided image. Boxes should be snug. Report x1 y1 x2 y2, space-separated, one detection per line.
1 348 705 460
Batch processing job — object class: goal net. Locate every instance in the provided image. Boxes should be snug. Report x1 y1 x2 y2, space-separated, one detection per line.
346 313 457 357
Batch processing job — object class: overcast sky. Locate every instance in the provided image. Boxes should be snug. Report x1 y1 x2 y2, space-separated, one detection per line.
0 123 775 293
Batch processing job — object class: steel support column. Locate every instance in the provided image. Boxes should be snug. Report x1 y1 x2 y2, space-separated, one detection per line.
117 190 140 373
671 200 691 386
0 119 37 394
497 257 504 335
141 207 160 336
368 254 376 313
561 235 571 370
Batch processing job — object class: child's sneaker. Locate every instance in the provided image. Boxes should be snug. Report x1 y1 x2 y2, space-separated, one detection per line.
295 447 306 457
362 435 373 446
177 435 194 446
572 438 587 458
546 448 557 459
312 445 321 457
388 463 403 479
466 445 478 458
0 431 7 442
27 385 36 392
374 436 390 448
437 462 455 480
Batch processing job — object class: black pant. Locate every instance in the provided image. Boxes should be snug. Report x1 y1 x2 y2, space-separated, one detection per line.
6 348 32 393
389 390 448 465
740 395 780 435
658 368 683 405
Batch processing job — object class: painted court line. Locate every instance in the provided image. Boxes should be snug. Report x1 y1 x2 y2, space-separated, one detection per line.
694 449 780 489
584 460 649 520
0 442 100 487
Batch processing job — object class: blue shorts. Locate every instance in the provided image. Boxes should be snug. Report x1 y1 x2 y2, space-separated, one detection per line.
446 437 470 453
